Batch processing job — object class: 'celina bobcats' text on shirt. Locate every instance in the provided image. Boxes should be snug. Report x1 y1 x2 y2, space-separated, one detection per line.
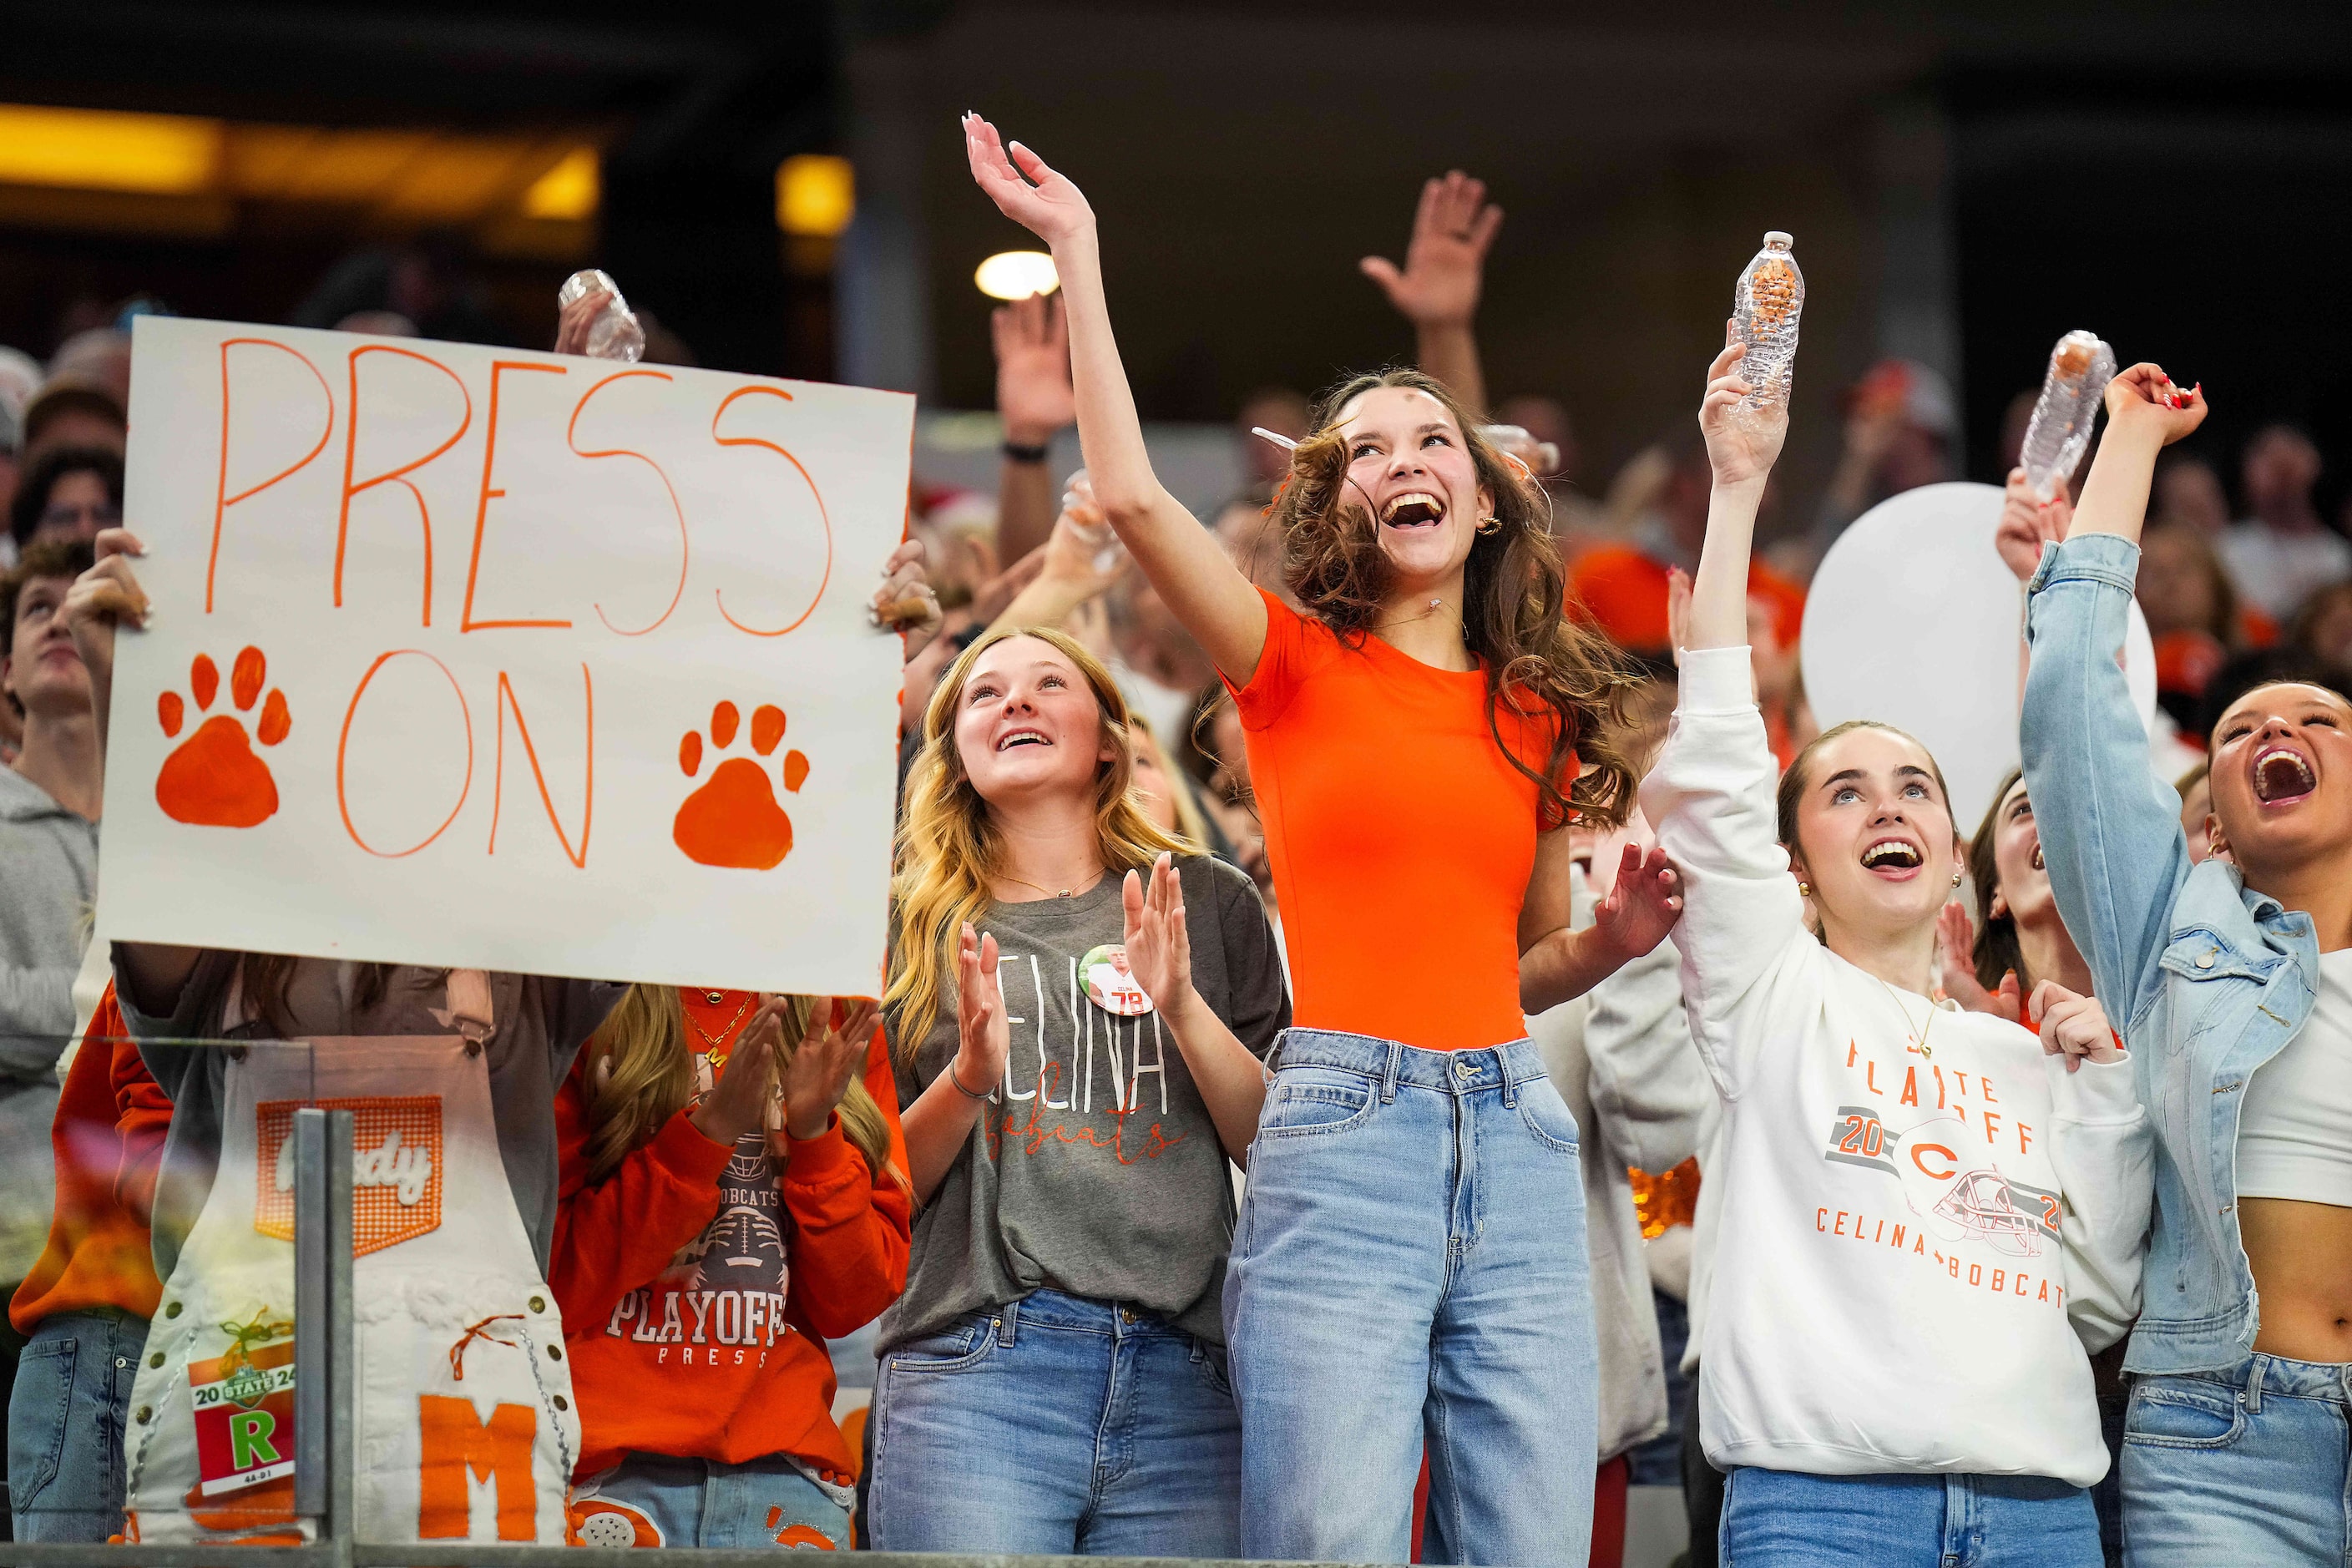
1645 648 2153 1489
883 855 1288 1348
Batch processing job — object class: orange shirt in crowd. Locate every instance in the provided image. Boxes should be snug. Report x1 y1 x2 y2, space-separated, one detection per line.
10 988 171 1333
1227 588 1571 1050
549 991 911 1482
1568 544 1807 660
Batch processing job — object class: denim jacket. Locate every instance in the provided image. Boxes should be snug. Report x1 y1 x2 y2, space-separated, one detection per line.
2021 531 2319 1374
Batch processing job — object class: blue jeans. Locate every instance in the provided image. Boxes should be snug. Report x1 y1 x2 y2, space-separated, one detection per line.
2121 1354 2351 1565
1223 1030 1596 1565
569 1451 852 1550
865 1289 1241 1555
1721 1466 2100 1567
6 1309 147 1543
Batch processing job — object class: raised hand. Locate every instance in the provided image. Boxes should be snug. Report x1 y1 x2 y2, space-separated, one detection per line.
1995 468 2071 584
1121 853 1199 1024
2030 981 2125 1074
872 535 943 657
994 290 1075 445
954 923 1012 1097
780 996 881 1141
1039 472 1125 594
1935 900 2021 1021
63 528 150 751
691 994 787 1146
1593 842 1682 961
2102 363 2207 448
554 285 610 357
1698 325 1788 488
1359 170 1503 328
963 114 1094 248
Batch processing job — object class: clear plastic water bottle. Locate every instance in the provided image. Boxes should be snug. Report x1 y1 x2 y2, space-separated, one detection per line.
1732 231 1804 412
2019 330 2117 501
557 269 645 363
1060 469 1127 578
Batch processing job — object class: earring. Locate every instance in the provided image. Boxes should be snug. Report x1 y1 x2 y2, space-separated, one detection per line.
1476 514 1502 534
1797 881 1812 898
1952 871 1964 888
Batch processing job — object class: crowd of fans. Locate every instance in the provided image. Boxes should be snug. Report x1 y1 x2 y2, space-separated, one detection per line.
0 136 2345 1568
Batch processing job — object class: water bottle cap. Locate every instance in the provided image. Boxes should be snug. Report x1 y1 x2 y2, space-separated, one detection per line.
1763 231 1793 249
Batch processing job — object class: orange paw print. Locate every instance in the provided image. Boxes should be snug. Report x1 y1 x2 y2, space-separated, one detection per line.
154 648 290 827
673 700 808 870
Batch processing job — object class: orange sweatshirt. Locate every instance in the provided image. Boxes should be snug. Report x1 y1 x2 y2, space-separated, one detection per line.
549 991 911 1480
10 989 172 1333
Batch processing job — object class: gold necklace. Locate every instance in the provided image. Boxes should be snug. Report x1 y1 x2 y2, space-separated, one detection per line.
1873 974 1940 1060
998 866 1104 901
687 991 753 1067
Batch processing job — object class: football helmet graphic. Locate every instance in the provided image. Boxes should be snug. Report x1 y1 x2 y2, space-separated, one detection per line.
1879 1112 2056 1257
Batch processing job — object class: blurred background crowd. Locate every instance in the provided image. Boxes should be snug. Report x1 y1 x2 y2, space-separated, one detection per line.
3 3 2349 1563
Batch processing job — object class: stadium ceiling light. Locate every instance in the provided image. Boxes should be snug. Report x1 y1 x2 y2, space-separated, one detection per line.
0 104 222 195
776 154 855 237
974 250 1059 301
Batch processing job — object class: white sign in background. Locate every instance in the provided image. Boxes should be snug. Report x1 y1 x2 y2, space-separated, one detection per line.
1803 480 2158 838
100 317 915 996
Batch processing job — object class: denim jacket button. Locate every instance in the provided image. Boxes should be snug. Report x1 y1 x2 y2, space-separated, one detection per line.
2196 951 2216 969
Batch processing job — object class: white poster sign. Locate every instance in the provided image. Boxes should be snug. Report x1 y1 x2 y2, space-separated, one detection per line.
99 316 914 996
1803 481 2157 837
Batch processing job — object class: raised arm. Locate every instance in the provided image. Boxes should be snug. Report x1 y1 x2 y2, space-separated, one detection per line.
1686 327 1784 649
963 114 1267 682
1359 170 1501 416
990 291 1075 563
1638 328 1804 1098
2019 366 2207 1022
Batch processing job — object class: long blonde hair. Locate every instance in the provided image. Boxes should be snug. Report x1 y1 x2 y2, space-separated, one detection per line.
886 625 1188 1064
579 984 905 1192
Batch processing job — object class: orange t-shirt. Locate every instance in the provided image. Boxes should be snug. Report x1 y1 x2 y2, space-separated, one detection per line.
1567 544 1807 658
10 989 170 1333
1227 589 1570 1050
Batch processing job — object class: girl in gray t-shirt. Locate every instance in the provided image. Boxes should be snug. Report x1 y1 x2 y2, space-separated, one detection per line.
867 626 1287 1557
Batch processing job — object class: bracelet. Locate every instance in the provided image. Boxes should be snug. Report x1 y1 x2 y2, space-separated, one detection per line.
1001 440 1050 464
948 1060 993 1099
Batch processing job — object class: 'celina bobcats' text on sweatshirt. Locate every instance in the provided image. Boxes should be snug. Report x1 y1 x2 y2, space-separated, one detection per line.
1643 647 2152 1488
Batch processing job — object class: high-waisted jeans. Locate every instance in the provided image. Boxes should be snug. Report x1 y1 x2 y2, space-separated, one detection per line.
2121 1353 2352 1566
1223 1029 1598 1565
1720 1466 2099 1566
6 1309 148 1543
865 1289 1242 1556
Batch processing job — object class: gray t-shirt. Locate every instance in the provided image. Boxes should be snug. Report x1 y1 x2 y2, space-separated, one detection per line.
883 855 1287 1347
0 765 97 1282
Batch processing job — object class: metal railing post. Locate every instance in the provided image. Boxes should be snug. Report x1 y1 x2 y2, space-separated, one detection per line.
326 1107 356 1568
291 1110 328 1523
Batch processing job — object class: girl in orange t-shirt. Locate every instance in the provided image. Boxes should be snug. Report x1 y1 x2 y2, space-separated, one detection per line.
964 114 1682 1565
551 987 909 1550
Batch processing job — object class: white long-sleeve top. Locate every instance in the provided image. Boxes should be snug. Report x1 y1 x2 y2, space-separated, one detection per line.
1643 647 2152 1488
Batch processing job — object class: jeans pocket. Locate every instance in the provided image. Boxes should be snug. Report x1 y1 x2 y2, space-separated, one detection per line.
884 1313 1000 1374
1191 1340 1233 1399
2123 1378 2246 1450
1515 1078 1582 1156
1257 1069 1375 1140
7 1337 76 1510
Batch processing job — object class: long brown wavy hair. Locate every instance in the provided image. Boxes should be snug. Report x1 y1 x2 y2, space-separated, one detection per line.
577 984 905 1191
1270 367 1638 830
885 625 1189 1065
1968 768 2029 992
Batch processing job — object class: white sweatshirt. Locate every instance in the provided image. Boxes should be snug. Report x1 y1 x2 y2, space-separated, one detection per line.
1643 648 2152 1488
